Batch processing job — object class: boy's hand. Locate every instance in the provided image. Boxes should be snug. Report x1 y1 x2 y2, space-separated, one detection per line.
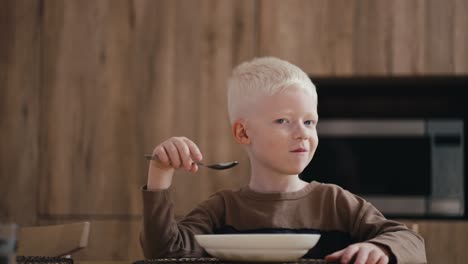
151 137 203 172
147 137 203 190
325 242 390 264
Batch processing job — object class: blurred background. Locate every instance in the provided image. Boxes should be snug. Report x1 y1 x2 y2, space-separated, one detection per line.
1 0 467 263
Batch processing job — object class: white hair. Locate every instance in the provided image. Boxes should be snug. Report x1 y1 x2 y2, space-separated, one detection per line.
227 57 317 123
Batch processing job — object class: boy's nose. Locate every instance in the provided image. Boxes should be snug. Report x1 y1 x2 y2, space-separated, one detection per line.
293 124 310 140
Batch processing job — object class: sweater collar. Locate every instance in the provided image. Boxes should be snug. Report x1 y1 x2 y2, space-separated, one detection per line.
240 181 318 200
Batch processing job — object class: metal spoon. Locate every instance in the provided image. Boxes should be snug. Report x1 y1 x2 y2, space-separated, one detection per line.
144 154 239 170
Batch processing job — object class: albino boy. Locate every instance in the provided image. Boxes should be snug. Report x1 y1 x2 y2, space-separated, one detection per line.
141 57 426 264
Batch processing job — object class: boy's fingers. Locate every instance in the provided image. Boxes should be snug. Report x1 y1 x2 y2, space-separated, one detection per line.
183 137 203 161
366 250 381 264
353 247 371 264
152 146 170 167
377 255 389 264
339 245 359 264
164 142 182 168
152 137 202 171
189 163 198 173
324 248 344 261
173 138 193 170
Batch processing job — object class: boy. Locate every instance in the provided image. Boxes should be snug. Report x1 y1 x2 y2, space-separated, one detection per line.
140 57 426 264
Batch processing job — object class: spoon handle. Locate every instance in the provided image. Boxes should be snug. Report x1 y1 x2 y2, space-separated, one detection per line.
144 154 204 166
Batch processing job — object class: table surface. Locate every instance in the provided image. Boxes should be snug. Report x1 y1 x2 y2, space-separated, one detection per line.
76 258 331 264
136 258 329 264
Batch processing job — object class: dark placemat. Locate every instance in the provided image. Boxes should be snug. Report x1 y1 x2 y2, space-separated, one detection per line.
133 258 329 264
16 256 74 264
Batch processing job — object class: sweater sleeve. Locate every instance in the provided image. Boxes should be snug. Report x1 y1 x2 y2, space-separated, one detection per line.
336 188 427 264
139 186 224 259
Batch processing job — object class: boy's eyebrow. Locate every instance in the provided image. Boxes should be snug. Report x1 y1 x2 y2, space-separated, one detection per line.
271 111 318 118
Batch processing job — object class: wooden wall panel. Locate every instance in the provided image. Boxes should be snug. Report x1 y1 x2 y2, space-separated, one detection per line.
156 0 255 217
38 0 255 218
0 0 40 226
258 0 468 76
258 0 355 76
391 0 426 74
425 0 455 74
353 0 394 75
454 0 468 73
39 0 144 216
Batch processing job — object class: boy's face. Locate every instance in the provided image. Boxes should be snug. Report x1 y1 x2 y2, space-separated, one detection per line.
243 87 318 176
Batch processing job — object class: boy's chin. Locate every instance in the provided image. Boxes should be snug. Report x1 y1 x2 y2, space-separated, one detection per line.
280 166 307 175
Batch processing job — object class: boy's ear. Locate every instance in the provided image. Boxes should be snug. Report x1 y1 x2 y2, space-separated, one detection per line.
232 120 250 145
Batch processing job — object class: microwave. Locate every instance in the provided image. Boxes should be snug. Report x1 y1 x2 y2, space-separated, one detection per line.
300 119 465 218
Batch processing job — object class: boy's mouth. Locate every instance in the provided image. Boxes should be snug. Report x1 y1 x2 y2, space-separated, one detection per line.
291 148 307 153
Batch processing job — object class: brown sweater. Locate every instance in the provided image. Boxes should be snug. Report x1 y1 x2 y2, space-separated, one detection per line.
140 181 427 264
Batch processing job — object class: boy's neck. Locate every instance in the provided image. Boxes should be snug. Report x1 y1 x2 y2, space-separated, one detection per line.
248 174 309 193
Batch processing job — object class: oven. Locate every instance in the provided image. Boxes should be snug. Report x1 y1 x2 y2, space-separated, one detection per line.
300 119 464 218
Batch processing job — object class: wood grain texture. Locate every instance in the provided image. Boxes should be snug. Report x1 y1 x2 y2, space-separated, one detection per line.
37 0 255 218
454 0 468 73
258 0 355 76
391 0 426 74
399 220 468 264
353 0 394 75
39 0 144 216
258 0 468 76
159 0 255 217
425 0 455 74
0 0 40 225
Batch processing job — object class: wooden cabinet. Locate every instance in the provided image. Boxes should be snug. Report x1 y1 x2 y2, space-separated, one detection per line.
258 0 468 75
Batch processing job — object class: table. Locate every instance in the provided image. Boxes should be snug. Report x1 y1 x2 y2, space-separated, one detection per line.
16 256 73 264
132 258 330 264
21 258 333 264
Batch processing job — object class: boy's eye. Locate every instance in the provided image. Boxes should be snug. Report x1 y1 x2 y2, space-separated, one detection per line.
304 120 314 125
275 119 287 124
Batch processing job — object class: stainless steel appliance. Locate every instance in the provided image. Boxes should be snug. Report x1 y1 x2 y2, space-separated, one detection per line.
300 119 464 217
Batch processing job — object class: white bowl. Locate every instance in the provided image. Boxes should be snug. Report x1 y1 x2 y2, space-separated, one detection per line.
194 234 321 262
